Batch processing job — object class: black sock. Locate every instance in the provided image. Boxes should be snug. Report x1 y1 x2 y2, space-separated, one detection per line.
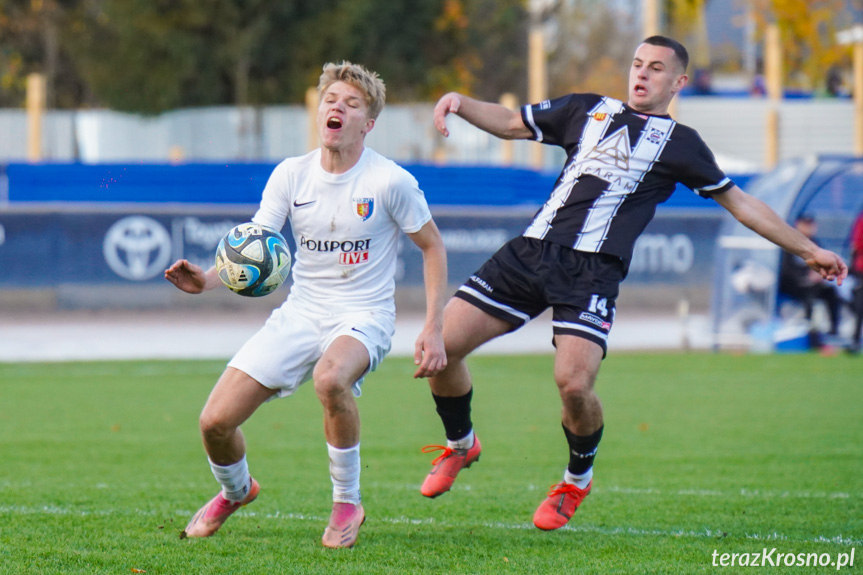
563 424 604 475
432 388 473 441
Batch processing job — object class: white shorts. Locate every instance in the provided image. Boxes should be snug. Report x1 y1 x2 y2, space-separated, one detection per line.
228 297 395 399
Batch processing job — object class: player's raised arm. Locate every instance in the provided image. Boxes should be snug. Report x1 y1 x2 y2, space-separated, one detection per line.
713 186 848 284
433 92 532 140
164 259 222 294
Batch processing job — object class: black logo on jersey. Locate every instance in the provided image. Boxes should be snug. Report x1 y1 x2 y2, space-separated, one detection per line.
293 199 317 208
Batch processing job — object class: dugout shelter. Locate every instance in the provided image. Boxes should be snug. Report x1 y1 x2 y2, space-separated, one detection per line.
711 155 863 351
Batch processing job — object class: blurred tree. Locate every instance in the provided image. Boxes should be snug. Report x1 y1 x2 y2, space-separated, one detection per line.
749 0 850 93
644 0 852 95
1 0 528 113
64 0 325 113
291 0 460 101
0 0 73 107
462 0 528 102
0 1 36 106
544 0 640 100
664 0 710 69
65 0 215 113
288 0 527 102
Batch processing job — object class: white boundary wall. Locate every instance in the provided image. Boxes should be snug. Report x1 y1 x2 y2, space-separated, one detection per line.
0 97 854 172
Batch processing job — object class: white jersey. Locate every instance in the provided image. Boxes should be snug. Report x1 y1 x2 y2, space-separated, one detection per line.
252 147 432 314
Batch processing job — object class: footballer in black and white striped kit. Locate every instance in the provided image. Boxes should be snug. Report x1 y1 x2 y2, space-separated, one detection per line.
458 91 735 353
421 35 848 531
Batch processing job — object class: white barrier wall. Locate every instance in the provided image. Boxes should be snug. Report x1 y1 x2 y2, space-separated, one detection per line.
0 97 854 171
675 98 856 171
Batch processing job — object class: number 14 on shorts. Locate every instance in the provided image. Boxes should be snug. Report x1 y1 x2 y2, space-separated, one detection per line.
588 295 610 318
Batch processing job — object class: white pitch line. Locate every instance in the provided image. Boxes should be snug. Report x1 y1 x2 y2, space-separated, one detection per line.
1 504 859 547
598 485 855 500
363 482 858 501
1 481 856 502
2 480 856 505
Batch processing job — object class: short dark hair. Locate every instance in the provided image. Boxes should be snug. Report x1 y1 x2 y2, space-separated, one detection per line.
642 35 689 72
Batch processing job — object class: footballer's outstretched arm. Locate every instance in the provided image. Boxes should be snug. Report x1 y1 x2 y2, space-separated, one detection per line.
434 93 532 140
165 260 222 294
714 186 848 284
407 219 448 379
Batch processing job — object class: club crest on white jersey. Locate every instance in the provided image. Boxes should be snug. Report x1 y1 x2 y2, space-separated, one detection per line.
353 197 375 221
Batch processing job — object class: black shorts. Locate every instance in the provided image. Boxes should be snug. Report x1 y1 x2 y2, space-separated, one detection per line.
454 236 625 355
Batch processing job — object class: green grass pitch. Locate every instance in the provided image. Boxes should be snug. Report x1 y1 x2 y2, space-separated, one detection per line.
1 352 860 574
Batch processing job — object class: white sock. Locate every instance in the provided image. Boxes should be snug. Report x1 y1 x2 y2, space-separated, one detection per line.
328 443 361 504
564 467 593 490
447 429 475 451
209 455 252 502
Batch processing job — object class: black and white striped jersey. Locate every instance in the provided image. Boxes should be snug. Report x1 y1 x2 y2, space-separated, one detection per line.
521 93 734 265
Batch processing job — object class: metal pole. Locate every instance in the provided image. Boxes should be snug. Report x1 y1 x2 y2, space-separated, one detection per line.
499 93 518 166
305 87 319 153
836 25 863 156
643 0 659 37
855 42 863 155
764 24 782 169
26 73 45 162
528 28 547 170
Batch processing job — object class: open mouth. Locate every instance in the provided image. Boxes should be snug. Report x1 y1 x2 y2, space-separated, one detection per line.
634 84 647 96
326 117 342 129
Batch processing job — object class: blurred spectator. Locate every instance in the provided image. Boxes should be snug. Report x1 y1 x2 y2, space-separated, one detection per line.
848 210 863 354
750 74 766 97
778 214 841 337
692 68 714 95
826 66 845 98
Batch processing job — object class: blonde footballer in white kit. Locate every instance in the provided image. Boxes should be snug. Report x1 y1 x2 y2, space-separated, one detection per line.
165 62 448 549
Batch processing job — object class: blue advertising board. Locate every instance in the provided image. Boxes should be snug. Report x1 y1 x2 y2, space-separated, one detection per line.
0 163 734 295
2 162 750 209
0 210 256 286
0 206 723 289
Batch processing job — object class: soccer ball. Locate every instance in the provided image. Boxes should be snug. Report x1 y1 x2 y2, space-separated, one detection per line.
215 223 291 297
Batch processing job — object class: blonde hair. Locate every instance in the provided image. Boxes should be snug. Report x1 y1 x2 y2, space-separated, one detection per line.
318 61 386 120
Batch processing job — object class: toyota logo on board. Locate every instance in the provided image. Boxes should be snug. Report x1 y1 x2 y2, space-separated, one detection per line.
103 216 172 280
